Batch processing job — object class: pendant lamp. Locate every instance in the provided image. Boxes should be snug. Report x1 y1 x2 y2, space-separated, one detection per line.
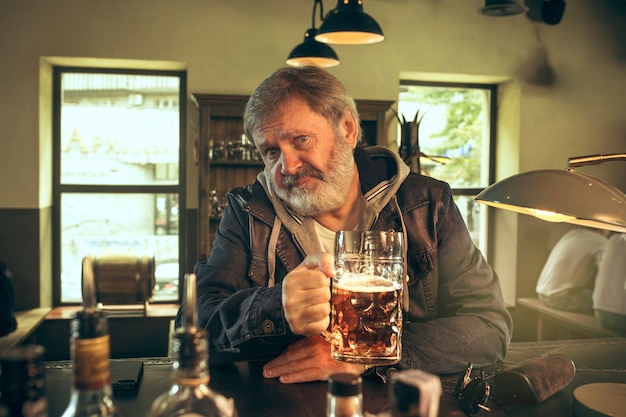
315 0 385 45
287 0 340 67
475 153 626 233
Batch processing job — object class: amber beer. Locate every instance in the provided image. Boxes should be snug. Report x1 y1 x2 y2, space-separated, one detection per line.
331 230 405 366
330 274 402 364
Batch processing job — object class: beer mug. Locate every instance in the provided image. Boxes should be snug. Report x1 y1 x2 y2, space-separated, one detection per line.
329 230 404 366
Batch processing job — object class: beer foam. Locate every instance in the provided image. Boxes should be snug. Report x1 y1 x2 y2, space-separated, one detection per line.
335 273 395 292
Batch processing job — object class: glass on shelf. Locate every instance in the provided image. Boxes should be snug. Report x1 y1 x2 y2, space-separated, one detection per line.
226 133 244 161
249 145 261 161
211 138 227 161
209 189 222 218
210 133 262 163
219 196 228 214
244 134 262 161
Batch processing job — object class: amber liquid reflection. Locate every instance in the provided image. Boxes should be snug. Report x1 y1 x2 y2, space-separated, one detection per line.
330 274 402 365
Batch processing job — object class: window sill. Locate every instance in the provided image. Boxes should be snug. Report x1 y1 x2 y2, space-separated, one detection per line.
46 304 179 320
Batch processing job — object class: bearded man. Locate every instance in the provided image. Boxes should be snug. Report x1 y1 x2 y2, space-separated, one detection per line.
176 65 512 384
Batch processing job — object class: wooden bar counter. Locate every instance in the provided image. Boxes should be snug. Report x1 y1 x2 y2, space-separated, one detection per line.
43 337 626 417
0 308 51 351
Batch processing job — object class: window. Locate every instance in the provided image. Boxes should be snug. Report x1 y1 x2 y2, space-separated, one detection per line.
397 81 496 255
53 68 186 304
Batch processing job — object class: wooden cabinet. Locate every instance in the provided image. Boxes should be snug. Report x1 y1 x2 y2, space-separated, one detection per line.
191 93 394 261
191 94 256 262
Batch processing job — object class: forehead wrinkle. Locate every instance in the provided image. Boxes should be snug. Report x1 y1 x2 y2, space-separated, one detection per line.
255 97 327 146
257 125 290 145
258 118 304 143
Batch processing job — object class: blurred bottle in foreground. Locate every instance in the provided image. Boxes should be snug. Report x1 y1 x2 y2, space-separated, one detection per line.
0 345 48 417
364 369 441 417
327 373 364 417
145 273 237 417
389 370 441 417
60 257 125 417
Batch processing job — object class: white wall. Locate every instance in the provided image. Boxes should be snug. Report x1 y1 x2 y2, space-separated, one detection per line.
1 0 624 304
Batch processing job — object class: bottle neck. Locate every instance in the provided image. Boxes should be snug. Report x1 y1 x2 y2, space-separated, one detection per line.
170 329 210 384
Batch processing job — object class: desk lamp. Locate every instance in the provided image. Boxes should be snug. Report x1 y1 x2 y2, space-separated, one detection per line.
475 153 626 233
476 152 626 417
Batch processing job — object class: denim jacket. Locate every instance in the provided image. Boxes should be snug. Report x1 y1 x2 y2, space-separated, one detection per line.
178 147 512 376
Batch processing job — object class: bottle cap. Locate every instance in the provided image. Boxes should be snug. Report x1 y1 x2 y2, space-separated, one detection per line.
328 373 362 397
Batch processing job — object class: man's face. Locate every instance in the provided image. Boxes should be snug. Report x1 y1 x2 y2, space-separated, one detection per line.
253 97 358 217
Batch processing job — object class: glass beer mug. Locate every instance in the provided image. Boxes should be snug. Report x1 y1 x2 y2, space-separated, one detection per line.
329 230 405 366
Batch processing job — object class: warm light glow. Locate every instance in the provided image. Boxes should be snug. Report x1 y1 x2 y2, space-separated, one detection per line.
286 56 340 68
315 0 385 45
528 209 576 223
475 164 626 233
314 31 384 45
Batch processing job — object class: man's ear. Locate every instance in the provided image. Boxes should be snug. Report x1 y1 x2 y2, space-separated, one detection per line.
342 114 359 148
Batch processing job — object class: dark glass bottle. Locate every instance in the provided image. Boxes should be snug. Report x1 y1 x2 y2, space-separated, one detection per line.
60 309 125 417
60 256 125 417
326 373 364 417
0 344 47 417
145 273 237 417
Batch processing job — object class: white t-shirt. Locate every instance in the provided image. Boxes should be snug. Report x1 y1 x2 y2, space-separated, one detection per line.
592 233 626 314
313 221 337 254
535 228 608 297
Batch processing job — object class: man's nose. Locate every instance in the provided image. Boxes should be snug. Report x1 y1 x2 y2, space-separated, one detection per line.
279 147 302 176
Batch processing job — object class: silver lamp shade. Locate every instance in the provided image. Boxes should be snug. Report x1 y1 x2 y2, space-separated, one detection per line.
475 169 626 233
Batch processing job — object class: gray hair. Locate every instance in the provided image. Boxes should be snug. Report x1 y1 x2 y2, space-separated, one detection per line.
243 66 361 143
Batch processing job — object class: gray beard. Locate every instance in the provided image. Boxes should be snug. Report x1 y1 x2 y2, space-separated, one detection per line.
268 139 356 217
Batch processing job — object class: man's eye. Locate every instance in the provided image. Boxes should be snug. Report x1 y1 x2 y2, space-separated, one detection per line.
264 148 278 157
296 135 309 143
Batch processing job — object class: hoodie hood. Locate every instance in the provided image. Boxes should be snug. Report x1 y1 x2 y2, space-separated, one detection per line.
356 146 411 230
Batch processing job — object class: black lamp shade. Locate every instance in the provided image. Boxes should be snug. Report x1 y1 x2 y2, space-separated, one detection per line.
315 0 384 45
478 0 528 17
286 28 340 68
541 0 566 25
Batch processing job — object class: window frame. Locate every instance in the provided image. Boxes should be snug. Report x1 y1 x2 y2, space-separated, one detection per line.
52 66 187 306
398 79 498 255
